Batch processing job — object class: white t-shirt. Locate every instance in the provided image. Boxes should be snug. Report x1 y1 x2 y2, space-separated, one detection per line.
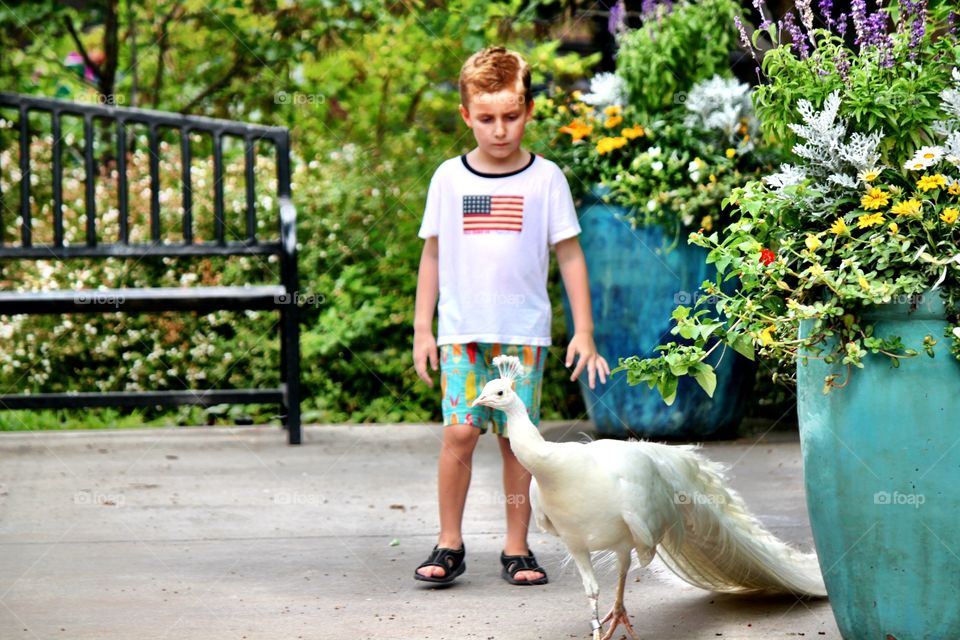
418 153 581 346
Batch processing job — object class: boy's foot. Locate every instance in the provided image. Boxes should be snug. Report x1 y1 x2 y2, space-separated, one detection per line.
500 549 548 585
414 544 465 583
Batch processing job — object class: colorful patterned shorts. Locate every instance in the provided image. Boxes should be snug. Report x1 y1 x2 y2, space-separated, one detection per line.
439 342 547 436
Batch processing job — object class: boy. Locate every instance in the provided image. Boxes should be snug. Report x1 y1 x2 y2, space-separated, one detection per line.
412 47 609 586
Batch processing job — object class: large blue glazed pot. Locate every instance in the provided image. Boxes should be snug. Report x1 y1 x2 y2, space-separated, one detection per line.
797 292 960 639
563 190 752 439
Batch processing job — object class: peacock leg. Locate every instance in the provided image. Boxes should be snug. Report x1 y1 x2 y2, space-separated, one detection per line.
568 548 602 640
600 548 639 640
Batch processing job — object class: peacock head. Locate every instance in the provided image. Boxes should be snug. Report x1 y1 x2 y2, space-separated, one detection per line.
470 355 524 410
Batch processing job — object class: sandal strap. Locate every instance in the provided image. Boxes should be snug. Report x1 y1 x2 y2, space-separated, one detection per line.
418 545 465 571
500 551 545 576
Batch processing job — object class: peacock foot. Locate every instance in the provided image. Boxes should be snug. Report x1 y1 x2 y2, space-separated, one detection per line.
600 604 638 640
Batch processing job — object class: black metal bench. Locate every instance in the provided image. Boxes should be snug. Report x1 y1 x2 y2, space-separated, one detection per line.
0 92 302 444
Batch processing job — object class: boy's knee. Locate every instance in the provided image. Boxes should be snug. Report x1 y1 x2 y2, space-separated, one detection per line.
442 423 481 453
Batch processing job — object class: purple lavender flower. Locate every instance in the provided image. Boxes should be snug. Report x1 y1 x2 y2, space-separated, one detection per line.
781 11 810 59
752 0 772 30
796 0 815 32
851 0 867 45
834 50 851 80
818 0 834 30
836 12 847 39
608 0 626 36
734 15 757 59
905 0 928 60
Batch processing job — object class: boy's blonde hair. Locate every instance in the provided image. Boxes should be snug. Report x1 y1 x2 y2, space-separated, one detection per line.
459 47 532 110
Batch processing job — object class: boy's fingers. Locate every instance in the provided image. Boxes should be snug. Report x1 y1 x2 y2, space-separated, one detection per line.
569 357 586 382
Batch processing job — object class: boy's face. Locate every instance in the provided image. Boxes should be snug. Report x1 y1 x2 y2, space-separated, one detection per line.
459 87 534 162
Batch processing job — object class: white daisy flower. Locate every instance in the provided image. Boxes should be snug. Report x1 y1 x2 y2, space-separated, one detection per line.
904 145 944 170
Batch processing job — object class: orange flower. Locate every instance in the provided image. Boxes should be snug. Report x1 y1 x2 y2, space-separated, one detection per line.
559 119 592 141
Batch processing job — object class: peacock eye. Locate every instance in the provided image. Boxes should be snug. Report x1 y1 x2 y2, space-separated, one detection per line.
497 391 503 396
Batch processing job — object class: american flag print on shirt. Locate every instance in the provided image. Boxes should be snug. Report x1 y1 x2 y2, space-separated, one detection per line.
462 195 524 233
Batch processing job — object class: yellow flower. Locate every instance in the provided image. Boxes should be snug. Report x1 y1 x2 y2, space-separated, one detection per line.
942 207 959 224
858 276 870 291
621 125 645 139
917 174 947 192
759 325 776 346
805 235 821 251
860 187 889 210
888 222 899 234
859 169 881 183
559 119 592 141
891 199 923 217
604 105 622 117
950 182 960 196
829 218 848 235
604 115 624 129
725 148 737 159
595 136 628 155
857 212 885 229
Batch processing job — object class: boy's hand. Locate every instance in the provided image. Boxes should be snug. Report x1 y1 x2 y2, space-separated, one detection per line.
413 330 439 387
565 332 610 390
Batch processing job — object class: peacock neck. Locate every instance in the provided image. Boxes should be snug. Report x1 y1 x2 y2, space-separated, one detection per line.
502 397 554 474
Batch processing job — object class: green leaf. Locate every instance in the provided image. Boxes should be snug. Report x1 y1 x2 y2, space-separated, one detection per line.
692 364 717 397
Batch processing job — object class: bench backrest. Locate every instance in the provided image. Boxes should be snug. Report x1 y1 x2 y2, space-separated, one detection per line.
0 92 295 264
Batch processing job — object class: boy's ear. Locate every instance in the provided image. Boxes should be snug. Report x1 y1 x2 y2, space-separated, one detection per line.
458 103 472 128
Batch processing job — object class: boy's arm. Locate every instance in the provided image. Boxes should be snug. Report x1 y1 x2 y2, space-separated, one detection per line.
413 236 440 386
555 236 610 389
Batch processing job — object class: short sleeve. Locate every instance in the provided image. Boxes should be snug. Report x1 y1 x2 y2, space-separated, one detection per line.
547 167 581 245
418 170 442 239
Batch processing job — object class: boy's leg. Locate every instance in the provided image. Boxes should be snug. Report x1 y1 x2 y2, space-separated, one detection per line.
417 343 490 579
416 423 480 579
492 344 547 582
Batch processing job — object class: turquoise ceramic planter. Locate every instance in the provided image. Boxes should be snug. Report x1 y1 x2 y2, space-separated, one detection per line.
563 190 752 439
797 292 960 639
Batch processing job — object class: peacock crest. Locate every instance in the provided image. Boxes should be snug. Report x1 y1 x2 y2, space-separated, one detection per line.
492 355 525 382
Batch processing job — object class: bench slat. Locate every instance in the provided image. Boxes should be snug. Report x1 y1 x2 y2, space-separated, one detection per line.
0 285 288 314
0 388 285 409
0 241 283 259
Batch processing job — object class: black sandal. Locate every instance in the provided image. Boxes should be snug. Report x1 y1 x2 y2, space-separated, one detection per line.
500 550 549 585
414 545 466 584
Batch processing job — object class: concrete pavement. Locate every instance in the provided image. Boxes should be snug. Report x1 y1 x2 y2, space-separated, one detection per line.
0 422 840 639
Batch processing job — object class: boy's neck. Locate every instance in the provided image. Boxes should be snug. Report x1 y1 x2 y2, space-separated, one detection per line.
466 147 531 175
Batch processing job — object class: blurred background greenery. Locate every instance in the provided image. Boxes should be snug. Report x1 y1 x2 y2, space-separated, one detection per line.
0 0 802 430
